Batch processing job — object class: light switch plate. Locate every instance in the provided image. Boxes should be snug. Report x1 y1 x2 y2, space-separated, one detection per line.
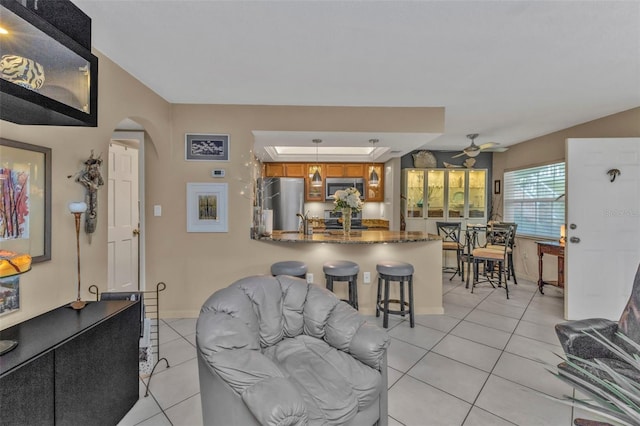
306 273 313 283
363 272 371 283
153 205 162 216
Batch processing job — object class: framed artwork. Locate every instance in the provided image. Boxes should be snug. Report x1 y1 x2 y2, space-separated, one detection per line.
0 275 20 317
0 138 51 262
494 179 501 195
186 183 228 232
185 133 230 161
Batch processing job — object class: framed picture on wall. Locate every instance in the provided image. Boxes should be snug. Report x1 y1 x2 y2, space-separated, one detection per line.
185 133 230 161
186 183 228 232
0 138 52 262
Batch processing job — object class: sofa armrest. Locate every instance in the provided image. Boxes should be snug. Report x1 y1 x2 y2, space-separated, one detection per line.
349 322 391 370
201 349 307 425
555 318 618 359
242 377 308 426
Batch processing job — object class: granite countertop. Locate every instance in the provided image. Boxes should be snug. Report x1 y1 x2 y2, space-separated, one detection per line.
262 230 441 244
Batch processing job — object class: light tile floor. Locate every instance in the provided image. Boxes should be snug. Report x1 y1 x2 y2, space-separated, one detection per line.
119 275 582 426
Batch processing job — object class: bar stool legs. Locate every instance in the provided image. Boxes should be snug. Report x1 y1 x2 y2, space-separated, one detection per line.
323 261 359 310
375 261 415 328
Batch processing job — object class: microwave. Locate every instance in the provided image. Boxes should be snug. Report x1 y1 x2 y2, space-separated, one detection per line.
325 178 365 201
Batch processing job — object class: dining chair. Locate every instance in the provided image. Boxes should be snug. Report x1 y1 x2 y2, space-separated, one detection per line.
467 227 513 299
436 222 464 281
486 222 518 284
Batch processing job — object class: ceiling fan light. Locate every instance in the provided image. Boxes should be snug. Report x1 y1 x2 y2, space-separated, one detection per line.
466 149 481 158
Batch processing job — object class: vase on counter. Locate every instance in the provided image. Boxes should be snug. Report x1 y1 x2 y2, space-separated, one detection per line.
342 207 352 235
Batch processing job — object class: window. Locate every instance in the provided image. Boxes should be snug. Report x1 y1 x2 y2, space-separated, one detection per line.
503 162 565 239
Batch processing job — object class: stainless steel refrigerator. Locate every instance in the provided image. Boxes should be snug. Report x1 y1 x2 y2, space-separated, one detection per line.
261 177 305 231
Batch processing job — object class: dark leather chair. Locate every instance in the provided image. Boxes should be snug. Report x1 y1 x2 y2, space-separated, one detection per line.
555 262 640 382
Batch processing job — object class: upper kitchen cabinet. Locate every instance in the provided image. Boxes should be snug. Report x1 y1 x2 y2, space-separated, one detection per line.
365 164 384 202
402 168 487 232
325 163 367 178
305 164 323 201
263 162 305 177
0 0 98 126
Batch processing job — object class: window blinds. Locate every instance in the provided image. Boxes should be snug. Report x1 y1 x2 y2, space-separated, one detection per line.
503 162 565 239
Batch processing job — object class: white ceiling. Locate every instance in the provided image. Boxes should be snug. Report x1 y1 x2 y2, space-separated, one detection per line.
74 0 640 160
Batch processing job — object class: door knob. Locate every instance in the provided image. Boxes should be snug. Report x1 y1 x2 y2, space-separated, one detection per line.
133 229 140 236
569 236 580 243
569 224 577 230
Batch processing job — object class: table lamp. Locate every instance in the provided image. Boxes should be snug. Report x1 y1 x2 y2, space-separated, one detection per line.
69 201 87 310
0 250 32 355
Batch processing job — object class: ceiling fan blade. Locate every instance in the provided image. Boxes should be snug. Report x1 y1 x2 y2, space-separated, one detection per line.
484 146 509 153
478 142 498 150
451 152 467 158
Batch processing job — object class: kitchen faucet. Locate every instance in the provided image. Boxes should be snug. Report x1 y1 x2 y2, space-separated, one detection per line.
296 211 312 235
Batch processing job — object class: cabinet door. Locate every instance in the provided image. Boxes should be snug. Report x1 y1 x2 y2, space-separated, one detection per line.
325 164 344 177
264 163 285 177
468 169 487 221
344 163 364 177
447 170 466 220
285 163 305 177
305 164 324 201
426 170 445 219
366 164 384 201
404 169 425 219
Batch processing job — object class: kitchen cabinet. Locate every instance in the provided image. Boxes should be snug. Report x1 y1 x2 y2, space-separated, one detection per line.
0 0 98 126
264 162 305 177
365 164 384 202
317 163 367 178
305 164 324 201
266 162 384 202
402 168 487 232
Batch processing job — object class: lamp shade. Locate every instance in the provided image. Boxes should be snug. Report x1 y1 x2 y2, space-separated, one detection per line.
68 201 87 213
369 168 379 186
311 169 322 186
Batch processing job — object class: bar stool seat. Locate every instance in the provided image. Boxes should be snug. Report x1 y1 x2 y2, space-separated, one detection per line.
323 260 359 310
376 261 415 328
271 261 308 279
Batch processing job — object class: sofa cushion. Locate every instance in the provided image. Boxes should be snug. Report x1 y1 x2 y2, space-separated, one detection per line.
278 275 309 338
264 335 383 425
234 276 285 347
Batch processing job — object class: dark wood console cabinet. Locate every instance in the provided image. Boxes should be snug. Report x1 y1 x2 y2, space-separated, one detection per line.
0 300 140 425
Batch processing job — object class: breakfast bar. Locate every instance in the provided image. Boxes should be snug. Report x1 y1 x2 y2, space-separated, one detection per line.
258 230 443 316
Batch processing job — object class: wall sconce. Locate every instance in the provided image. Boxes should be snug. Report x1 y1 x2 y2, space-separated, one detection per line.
69 201 87 310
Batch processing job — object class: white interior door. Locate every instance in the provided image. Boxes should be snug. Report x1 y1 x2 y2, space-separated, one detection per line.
566 138 640 320
107 142 139 292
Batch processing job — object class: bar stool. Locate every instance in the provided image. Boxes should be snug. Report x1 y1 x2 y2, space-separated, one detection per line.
376 261 415 328
323 260 359 310
271 261 308 279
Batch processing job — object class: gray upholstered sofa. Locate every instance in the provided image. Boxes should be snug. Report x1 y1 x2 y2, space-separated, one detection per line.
196 275 390 426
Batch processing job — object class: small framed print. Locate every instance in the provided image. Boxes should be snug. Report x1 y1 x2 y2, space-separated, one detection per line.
494 179 501 195
185 134 229 161
186 183 228 232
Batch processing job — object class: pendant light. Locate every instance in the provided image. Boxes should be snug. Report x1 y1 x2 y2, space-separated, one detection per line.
311 139 322 187
369 139 379 186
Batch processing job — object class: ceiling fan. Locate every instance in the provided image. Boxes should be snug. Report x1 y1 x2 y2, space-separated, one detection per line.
452 133 505 158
